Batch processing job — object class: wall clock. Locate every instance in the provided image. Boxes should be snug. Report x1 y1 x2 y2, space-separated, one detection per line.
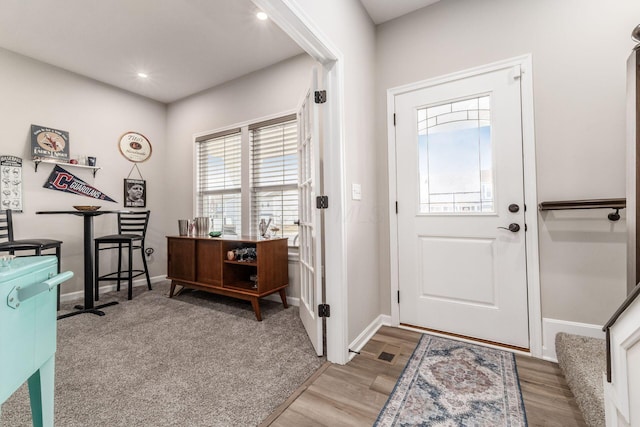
118 131 152 163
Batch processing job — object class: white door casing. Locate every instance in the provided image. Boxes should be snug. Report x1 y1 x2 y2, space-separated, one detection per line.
252 0 349 364
391 58 539 350
297 68 324 356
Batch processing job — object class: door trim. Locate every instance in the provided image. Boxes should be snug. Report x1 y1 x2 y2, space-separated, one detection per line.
387 55 542 357
253 0 349 364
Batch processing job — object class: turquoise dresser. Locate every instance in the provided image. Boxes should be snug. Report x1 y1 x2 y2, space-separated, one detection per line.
0 256 73 427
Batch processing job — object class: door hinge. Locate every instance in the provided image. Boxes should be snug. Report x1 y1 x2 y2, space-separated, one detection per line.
316 195 329 209
393 113 396 126
395 201 398 214
314 90 327 104
397 290 400 304
318 304 331 317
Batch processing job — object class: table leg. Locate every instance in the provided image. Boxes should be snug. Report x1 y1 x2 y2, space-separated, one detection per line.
278 289 289 309
250 297 262 321
57 213 118 320
83 214 94 309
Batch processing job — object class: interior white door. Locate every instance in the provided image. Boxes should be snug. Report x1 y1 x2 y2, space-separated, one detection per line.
297 68 324 356
395 65 529 349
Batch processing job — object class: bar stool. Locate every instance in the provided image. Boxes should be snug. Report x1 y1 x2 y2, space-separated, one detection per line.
0 209 63 309
94 211 151 301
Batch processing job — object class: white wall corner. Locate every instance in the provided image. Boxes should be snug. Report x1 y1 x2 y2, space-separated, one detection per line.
542 317 605 362
348 314 392 361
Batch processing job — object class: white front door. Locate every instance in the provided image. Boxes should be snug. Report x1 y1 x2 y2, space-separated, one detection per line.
297 68 324 356
395 65 529 349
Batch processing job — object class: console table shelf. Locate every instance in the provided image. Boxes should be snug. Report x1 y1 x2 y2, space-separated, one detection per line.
166 235 288 321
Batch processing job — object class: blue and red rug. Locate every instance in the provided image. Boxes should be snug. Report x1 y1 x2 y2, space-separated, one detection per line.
375 333 527 426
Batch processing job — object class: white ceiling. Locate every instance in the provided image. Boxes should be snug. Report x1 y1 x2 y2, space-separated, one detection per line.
0 0 440 104
0 0 304 103
359 0 441 25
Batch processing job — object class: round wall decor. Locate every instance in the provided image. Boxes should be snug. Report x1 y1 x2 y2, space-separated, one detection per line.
118 131 152 162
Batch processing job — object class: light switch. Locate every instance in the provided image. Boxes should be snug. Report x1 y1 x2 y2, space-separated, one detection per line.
352 183 362 200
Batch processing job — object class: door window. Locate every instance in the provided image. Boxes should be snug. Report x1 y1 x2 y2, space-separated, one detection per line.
417 95 493 213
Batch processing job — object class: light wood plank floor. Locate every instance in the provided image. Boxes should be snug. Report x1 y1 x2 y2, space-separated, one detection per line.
262 326 587 427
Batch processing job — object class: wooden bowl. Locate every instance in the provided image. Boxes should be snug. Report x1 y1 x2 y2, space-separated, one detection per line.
73 205 101 211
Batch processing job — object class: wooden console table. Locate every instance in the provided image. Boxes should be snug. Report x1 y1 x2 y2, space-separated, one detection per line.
166 236 289 321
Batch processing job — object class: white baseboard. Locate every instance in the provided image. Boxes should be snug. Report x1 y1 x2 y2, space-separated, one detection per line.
61 276 302 308
348 314 392 361
59 275 167 303
263 293 300 307
542 317 605 362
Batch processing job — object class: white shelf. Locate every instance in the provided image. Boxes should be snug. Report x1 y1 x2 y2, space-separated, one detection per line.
32 158 101 177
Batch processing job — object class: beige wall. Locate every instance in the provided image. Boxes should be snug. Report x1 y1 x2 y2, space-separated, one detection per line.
0 48 319 300
165 53 317 299
0 47 167 295
291 0 379 344
376 0 639 324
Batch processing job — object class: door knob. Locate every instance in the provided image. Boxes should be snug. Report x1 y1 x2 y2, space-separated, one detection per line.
294 220 300 226
497 223 520 232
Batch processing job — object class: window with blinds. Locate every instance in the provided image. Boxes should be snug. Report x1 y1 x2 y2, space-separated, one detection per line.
250 118 298 244
196 130 242 236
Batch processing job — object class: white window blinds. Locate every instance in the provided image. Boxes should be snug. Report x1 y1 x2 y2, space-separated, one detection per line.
250 118 298 244
196 130 242 235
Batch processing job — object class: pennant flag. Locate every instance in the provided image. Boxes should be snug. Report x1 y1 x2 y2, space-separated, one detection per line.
43 164 117 202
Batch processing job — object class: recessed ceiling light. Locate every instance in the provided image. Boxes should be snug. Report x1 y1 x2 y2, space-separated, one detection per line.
137 72 148 79
256 11 268 20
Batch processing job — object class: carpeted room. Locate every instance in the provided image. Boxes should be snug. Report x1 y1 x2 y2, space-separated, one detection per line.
2 284 324 426
2 0 640 426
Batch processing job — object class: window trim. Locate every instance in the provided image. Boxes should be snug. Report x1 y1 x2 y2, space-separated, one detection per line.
193 110 298 247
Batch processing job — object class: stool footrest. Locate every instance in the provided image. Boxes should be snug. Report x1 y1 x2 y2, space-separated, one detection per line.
96 270 146 282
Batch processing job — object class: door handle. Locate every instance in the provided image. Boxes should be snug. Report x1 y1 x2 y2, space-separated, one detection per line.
497 223 520 232
294 220 300 226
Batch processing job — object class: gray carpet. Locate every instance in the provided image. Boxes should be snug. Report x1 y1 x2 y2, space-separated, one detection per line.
555 332 606 427
1 282 324 426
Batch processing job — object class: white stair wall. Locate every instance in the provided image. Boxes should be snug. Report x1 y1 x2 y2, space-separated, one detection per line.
604 294 640 427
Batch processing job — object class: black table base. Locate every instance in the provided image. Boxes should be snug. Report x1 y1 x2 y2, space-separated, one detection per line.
37 209 133 321
56 301 119 320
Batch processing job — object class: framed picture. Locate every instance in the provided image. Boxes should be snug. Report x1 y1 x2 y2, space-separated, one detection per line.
124 179 146 208
118 131 152 163
31 124 70 161
0 156 23 211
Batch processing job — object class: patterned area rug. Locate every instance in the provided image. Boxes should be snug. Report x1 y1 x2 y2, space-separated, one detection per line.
375 334 527 426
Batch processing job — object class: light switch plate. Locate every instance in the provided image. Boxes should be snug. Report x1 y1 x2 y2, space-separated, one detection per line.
352 183 362 200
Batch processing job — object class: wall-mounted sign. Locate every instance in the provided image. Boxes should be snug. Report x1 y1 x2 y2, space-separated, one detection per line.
124 178 146 208
118 131 152 163
0 156 23 211
31 124 70 161
43 165 116 202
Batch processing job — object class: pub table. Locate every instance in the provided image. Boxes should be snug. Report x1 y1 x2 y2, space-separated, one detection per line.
36 209 131 319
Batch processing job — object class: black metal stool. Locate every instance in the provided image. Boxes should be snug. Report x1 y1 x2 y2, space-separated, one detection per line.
94 211 151 301
0 209 63 309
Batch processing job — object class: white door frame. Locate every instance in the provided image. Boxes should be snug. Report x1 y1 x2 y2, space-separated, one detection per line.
387 55 542 357
253 0 349 364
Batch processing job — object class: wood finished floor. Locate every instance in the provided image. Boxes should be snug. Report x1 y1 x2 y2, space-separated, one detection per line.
262 326 587 427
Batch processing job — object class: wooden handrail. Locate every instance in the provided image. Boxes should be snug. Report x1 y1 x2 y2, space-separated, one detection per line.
538 198 626 221
538 198 626 211
603 282 640 382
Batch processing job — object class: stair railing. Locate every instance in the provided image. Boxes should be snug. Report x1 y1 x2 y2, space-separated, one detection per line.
538 198 626 221
602 282 640 382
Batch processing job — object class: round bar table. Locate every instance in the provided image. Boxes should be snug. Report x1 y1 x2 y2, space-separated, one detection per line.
36 210 131 319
